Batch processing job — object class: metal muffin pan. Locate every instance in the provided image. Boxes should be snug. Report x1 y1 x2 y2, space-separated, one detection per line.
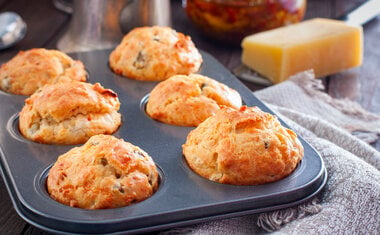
0 49 326 234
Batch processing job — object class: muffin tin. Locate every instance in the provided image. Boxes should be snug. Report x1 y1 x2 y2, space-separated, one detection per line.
0 49 326 234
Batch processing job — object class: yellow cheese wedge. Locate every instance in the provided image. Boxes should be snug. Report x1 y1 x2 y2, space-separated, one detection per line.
241 18 363 83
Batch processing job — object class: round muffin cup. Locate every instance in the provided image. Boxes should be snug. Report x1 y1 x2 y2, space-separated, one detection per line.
6 113 29 144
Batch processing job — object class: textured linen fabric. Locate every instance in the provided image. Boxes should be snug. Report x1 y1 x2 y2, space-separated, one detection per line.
160 71 380 234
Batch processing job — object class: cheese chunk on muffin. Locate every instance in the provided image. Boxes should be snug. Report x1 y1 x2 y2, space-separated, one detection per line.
109 26 202 81
183 106 304 185
19 81 121 145
47 134 159 209
0 48 87 95
146 74 242 126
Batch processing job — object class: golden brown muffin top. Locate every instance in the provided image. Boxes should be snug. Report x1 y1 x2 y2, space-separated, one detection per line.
146 74 242 126
23 81 119 122
109 26 202 81
0 48 87 95
47 134 159 209
183 106 304 185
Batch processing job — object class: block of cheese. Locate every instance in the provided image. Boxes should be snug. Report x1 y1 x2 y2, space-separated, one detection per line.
241 18 363 83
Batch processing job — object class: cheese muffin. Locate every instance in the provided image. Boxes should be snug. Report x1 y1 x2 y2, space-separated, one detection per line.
19 81 121 145
183 106 304 185
109 26 202 81
146 74 242 126
0 48 87 95
47 134 159 209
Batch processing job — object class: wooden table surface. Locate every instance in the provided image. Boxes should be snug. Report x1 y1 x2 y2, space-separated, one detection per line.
0 0 378 234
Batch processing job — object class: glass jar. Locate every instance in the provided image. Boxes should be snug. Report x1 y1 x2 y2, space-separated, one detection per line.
183 0 307 44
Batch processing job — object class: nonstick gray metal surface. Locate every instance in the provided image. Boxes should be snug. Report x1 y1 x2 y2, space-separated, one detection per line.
0 49 326 234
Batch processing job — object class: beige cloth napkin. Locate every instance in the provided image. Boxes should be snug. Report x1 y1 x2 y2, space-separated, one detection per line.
161 71 380 234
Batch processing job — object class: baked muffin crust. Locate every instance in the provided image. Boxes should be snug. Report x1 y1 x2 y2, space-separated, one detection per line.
146 74 242 126
183 106 304 185
47 134 159 209
0 48 87 95
109 26 202 81
19 81 121 145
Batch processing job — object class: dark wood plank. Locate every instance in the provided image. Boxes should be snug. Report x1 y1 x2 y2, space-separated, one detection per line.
0 177 28 234
305 0 335 18
0 0 9 8
20 226 51 235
